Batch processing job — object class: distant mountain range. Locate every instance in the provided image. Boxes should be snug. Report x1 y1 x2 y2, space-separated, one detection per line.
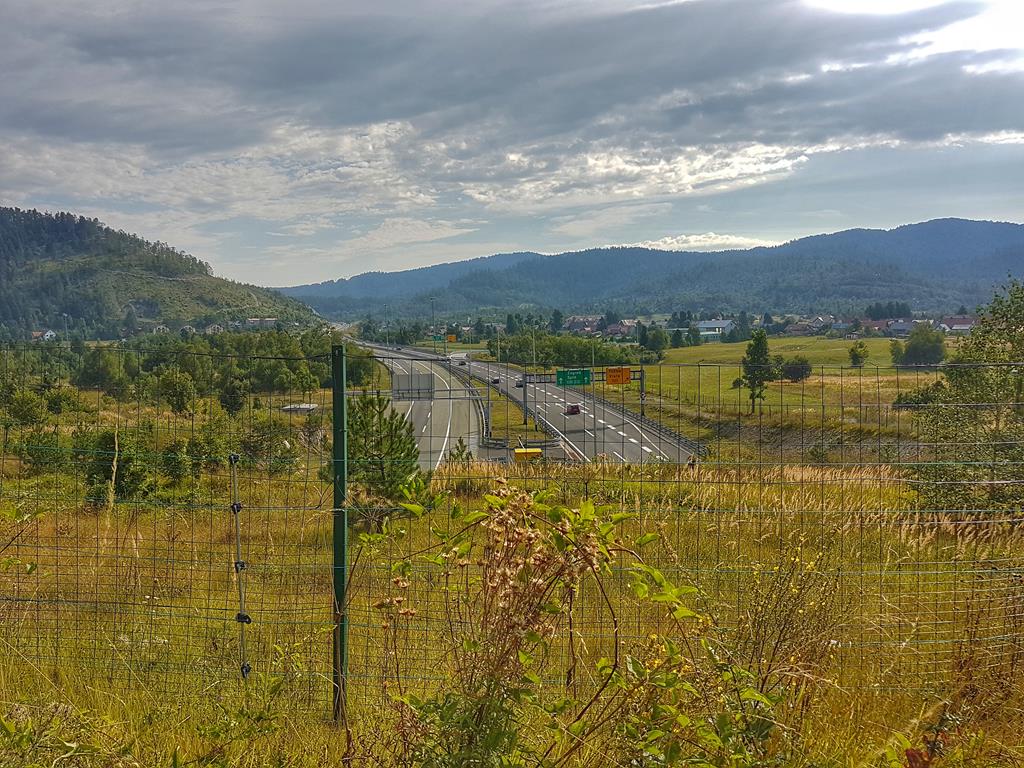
281 218 1024 318
0 207 316 338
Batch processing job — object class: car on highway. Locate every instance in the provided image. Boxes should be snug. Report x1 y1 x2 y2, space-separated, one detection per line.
458 359 467 366
490 376 501 385
564 403 581 416
514 378 524 388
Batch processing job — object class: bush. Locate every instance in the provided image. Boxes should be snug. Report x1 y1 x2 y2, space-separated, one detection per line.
45 386 90 415
241 413 299 475
219 377 249 417
901 324 946 366
781 356 812 382
378 489 789 767
159 367 197 415
7 389 48 426
848 341 869 368
82 428 155 505
161 439 194 485
18 428 64 475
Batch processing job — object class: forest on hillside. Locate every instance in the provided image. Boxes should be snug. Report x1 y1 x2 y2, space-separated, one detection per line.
0 207 314 338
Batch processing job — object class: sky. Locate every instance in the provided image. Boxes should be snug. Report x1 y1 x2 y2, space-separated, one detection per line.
1 0 1022 286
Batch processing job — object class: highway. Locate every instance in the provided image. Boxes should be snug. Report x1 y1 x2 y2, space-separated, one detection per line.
366 343 698 464
465 358 697 464
376 353 481 471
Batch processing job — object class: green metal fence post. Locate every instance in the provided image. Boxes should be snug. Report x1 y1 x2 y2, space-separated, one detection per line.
331 344 349 721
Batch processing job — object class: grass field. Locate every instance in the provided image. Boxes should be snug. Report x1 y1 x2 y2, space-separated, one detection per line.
2 453 1021 765
660 335 896 365
462 337 945 460
1 349 1022 766
476 381 543 445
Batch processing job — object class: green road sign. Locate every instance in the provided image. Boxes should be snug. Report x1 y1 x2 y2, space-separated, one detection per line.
556 368 592 386
432 334 443 341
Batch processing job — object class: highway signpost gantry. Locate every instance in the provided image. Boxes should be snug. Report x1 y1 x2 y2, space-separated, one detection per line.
555 368 592 387
540 364 647 419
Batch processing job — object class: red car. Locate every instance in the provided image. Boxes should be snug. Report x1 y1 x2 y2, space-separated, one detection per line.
564 404 581 416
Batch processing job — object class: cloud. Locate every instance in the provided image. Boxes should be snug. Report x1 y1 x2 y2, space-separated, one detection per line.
612 232 782 251
338 218 478 252
0 0 1021 281
549 203 672 238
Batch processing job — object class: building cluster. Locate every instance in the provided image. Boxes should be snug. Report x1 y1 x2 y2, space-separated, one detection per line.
782 314 977 339
555 312 978 344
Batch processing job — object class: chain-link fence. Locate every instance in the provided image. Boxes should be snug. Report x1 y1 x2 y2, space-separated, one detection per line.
2 343 1022 720
0 343 337 709
345 350 1024 713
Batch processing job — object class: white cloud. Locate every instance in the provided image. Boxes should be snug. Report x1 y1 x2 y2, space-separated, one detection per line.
463 144 811 211
549 203 671 238
338 218 478 252
0 0 1021 283
613 232 781 251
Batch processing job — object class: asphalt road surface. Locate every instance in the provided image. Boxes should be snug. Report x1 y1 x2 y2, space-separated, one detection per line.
376 352 481 471
465 358 697 463
366 343 697 464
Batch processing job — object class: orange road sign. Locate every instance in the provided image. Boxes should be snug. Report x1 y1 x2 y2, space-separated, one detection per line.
606 366 631 385
446 334 456 342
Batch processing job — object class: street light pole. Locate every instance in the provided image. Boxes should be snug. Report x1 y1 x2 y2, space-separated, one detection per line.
383 304 390 347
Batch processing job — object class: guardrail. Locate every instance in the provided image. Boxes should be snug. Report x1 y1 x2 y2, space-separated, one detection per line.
442 362 490 444
408 350 705 461
585 390 709 458
450 362 579 457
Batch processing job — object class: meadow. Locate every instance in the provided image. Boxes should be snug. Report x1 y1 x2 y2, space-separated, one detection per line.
1 341 1022 767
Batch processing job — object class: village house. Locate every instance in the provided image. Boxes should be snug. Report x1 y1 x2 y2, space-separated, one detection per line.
886 320 917 339
31 330 57 342
205 324 225 335
859 319 889 335
694 319 735 342
602 320 637 338
938 315 977 335
564 315 600 334
784 321 815 337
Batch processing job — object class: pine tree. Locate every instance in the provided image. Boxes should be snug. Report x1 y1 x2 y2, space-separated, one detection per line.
741 329 773 414
348 392 419 499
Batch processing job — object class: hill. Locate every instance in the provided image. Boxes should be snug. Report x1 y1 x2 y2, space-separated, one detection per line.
0 207 316 338
281 218 1024 318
